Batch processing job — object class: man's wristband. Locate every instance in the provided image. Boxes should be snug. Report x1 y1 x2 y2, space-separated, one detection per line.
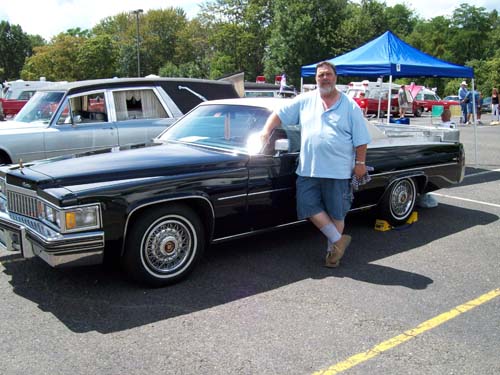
355 160 365 165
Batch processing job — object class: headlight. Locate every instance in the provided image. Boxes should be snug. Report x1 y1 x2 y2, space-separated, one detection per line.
0 177 5 197
37 201 100 233
64 206 99 231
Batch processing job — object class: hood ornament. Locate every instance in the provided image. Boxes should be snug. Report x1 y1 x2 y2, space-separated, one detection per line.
18 158 24 174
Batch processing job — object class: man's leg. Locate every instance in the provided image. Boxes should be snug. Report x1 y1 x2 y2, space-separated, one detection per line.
309 212 351 267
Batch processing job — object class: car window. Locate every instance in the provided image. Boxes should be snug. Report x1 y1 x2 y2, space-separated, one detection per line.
18 90 36 100
14 91 65 123
56 92 107 125
160 104 272 152
113 89 168 121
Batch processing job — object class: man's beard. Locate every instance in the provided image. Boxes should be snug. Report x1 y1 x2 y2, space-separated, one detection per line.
318 83 335 95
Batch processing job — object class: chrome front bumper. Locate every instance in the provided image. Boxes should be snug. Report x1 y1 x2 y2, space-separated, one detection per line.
0 200 105 267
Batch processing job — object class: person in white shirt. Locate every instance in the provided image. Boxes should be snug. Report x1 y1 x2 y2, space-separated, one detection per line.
440 109 456 129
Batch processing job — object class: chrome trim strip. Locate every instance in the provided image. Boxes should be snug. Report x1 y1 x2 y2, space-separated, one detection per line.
212 220 306 243
370 162 457 177
212 202 381 243
217 187 292 201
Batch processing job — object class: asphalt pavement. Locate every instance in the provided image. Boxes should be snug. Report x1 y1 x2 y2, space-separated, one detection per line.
1 112 499 375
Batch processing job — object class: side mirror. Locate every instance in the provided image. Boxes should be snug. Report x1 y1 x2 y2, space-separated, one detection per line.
73 115 82 124
274 138 289 153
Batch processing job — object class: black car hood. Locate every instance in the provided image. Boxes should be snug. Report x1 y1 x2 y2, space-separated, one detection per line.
8 142 249 189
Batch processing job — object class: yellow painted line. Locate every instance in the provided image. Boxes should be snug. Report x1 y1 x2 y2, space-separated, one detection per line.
313 288 500 375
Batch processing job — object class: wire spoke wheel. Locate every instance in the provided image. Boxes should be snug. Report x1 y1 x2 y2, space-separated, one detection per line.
142 218 193 275
123 204 204 286
380 178 417 226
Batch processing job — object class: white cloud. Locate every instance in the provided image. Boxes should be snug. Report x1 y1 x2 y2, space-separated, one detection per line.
0 0 202 40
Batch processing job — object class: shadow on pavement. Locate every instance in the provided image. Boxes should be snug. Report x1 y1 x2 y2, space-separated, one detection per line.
1 203 498 333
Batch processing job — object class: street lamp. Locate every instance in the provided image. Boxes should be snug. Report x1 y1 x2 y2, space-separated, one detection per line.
131 9 143 77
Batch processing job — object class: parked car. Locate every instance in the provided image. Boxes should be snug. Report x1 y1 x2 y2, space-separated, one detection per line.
244 82 296 98
0 98 465 286
481 96 492 113
413 88 459 116
0 77 239 165
0 80 57 120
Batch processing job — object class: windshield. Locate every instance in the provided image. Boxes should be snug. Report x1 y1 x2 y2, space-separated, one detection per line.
14 91 65 123
159 104 273 152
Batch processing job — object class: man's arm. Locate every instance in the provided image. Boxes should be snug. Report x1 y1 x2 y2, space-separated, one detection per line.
354 144 368 177
260 112 282 144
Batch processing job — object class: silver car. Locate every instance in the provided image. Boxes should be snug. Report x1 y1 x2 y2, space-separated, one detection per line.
0 78 238 165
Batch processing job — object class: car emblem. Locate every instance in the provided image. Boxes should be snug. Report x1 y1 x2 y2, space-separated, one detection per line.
22 182 32 189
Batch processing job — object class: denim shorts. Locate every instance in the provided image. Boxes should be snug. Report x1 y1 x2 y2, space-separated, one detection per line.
296 176 353 221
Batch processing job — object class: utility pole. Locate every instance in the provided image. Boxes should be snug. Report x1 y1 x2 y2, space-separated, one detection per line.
131 9 143 77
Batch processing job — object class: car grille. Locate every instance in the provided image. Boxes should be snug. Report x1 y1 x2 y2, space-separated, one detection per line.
7 191 38 219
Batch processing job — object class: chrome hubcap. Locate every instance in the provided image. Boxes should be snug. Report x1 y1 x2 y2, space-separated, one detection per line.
143 219 192 274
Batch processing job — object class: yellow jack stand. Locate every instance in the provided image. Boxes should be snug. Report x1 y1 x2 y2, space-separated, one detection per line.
374 212 418 231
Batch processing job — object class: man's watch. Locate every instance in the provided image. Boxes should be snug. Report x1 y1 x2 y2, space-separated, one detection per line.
355 160 365 165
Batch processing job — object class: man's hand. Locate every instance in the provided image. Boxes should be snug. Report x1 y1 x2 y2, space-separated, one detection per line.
354 164 366 178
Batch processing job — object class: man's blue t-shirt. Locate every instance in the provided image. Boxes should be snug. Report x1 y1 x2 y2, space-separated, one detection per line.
277 90 371 179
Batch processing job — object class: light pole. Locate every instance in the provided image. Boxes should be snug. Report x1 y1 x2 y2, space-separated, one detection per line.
131 9 143 77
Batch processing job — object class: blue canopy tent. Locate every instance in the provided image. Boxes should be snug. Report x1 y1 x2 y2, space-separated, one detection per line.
301 31 478 163
300 31 474 78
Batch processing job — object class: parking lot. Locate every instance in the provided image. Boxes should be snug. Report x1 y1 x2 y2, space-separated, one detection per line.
1 113 499 374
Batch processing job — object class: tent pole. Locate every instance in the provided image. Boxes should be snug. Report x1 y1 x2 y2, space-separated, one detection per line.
300 77 303 93
387 75 392 123
472 78 478 167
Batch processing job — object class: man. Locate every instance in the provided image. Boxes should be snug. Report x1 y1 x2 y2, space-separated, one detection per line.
358 92 368 116
398 84 409 118
440 108 456 128
458 81 469 124
260 61 371 268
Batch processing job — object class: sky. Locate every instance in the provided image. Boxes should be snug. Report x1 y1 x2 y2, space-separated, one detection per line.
0 0 498 41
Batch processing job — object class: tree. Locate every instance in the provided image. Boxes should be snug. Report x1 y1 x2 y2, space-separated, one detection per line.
264 0 351 86
0 21 32 80
21 33 84 81
140 8 189 76
198 0 272 81
77 34 119 79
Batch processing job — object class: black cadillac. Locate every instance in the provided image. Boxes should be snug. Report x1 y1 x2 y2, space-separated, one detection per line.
0 98 465 286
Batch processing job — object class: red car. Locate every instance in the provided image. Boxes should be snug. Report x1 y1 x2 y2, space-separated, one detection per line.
353 87 417 117
411 86 460 117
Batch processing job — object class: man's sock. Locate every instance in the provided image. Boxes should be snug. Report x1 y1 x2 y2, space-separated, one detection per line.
320 223 341 252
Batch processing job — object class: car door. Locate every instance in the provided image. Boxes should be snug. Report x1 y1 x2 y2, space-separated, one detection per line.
44 90 118 159
246 126 300 230
109 87 176 147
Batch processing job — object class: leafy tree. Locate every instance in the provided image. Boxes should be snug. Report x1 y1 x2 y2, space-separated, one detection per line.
140 8 189 76
77 34 119 79
447 4 492 65
0 21 32 80
264 0 351 86
198 0 272 81
21 33 84 81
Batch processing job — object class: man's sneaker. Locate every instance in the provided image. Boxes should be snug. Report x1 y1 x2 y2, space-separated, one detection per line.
325 234 352 268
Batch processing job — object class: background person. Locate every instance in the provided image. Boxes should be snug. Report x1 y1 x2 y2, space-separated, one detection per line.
440 108 456 128
458 81 469 124
260 61 371 268
492 88 499 122
398 84 409 118
358 91 368 116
